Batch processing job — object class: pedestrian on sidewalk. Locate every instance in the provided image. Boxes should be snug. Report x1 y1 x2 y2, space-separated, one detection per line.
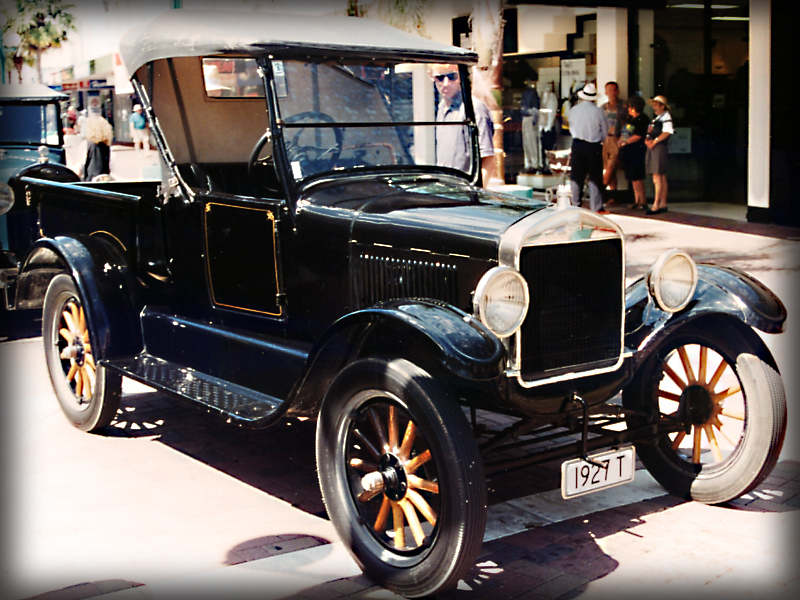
83 115 113 182
618 95 649 210
62 106 85 178
645 95 673 215
568 82 608 213
600 81 626 204
129 104 150 154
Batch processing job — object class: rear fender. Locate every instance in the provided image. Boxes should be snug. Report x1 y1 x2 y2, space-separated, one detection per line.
16 236 142 359
290 299 505 415
625 263 786 368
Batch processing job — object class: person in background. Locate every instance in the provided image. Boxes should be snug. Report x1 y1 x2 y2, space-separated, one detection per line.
645 95 674 215
539 81 558 170
600 81 626 204
129 103 150 154
568 82 608 213
83 115 113 181
63 106 79 134
617 95 649 210
520 77 541 173
62 106 84 176
431 63 496 186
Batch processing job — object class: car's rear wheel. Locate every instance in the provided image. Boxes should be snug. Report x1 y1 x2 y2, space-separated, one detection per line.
316 358 486 598
43 274 121 432
624 318 786 504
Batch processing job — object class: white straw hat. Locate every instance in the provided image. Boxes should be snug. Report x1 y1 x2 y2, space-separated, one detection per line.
577 83 597 102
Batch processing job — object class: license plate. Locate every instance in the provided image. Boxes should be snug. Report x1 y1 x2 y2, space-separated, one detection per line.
561 446 636 499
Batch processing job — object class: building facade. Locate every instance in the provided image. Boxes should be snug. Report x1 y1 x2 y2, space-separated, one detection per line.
22 0 795 226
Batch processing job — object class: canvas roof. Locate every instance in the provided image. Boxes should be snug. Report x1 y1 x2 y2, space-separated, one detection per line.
0 83 67 102
119 10 478 76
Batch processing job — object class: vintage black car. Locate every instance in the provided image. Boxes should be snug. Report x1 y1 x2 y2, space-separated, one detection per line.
1 82 72 288
0 11 787 598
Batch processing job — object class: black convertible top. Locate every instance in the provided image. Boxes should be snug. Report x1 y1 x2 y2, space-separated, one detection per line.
119 9 478 75
0 82 67 103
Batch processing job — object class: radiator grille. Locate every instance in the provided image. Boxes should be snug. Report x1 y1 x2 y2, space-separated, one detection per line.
518 239 623 380
357 253 458 308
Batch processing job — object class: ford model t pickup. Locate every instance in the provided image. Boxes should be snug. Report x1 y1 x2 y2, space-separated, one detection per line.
0 11 787 597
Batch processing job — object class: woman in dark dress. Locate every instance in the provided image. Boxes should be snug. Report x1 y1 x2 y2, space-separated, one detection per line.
83 115 113 181
644 95 674 214
618 95 649 210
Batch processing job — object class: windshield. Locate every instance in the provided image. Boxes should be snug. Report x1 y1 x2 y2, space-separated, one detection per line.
0 103 61 146
272 60 476 183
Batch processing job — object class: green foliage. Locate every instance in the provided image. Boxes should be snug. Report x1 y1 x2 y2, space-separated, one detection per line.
1 0 77 81
347 0 429 34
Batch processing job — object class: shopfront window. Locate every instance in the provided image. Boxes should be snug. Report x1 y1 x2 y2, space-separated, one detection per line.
652 1 750 204
499 14 598 184
495 3 749 205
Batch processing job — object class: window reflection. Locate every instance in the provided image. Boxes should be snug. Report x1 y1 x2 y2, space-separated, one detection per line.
202 58 264 98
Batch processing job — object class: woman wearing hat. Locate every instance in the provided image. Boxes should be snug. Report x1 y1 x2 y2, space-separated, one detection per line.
644 95 673 214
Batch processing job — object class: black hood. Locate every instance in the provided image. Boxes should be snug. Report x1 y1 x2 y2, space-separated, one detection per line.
303 178 551 260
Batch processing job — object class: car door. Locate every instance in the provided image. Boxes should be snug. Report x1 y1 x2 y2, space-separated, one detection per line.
202 195 284 318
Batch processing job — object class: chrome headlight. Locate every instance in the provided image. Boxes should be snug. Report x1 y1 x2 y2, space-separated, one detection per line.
473 266 529 338
0 182 14 216
647 249 698 312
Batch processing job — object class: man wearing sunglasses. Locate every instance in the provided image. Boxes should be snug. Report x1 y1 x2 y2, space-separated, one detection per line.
431 64 496 186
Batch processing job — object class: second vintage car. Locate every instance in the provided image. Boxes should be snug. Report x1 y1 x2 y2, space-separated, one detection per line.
0 10 787 598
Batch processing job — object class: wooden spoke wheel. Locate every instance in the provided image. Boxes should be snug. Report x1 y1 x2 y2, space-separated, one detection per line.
658 343 745 466
316 358 485 598
43 274 121 432
624 317 786 504
347 397 440 553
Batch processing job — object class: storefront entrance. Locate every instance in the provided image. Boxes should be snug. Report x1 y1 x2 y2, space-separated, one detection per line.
481 2 750 207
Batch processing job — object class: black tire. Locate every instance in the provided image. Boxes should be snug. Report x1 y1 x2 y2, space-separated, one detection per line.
43 274 121 432
624 317 786 504
316 358 486 598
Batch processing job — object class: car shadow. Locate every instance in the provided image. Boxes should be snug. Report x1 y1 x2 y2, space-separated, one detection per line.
101 386 798 599
107 386 325 516
0 308 42 342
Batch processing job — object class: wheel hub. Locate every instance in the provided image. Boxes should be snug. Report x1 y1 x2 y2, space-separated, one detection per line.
379 454 408 501
677 384 714 431
63 335 86 366
361 453 408 501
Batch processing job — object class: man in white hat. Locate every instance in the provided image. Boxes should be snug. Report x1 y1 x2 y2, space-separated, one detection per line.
129 103 149 154
568 82 608 212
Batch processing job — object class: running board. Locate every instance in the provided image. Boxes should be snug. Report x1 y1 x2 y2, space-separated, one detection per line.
103 353 283 426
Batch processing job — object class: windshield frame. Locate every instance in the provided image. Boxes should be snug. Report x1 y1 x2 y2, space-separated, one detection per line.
264 57 480 196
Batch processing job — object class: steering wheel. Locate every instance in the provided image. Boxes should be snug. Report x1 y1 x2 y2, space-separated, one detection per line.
248 130 281 193
282 111 344 170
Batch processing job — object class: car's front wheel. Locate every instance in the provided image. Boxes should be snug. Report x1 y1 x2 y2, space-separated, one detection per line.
316 358 486 598
624 317 786 504
43 274 121 432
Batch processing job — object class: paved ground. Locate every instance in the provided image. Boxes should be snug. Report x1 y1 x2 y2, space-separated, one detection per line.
1 145 798 600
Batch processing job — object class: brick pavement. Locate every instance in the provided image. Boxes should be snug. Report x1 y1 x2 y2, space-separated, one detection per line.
278 461 800 600
19 379 797 600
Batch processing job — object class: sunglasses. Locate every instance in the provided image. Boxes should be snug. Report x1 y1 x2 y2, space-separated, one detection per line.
434 72 459 82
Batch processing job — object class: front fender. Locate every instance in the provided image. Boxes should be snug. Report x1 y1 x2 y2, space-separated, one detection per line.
16 235 142 359
625 263 786 366
8 161 80 186
289 299 506 416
